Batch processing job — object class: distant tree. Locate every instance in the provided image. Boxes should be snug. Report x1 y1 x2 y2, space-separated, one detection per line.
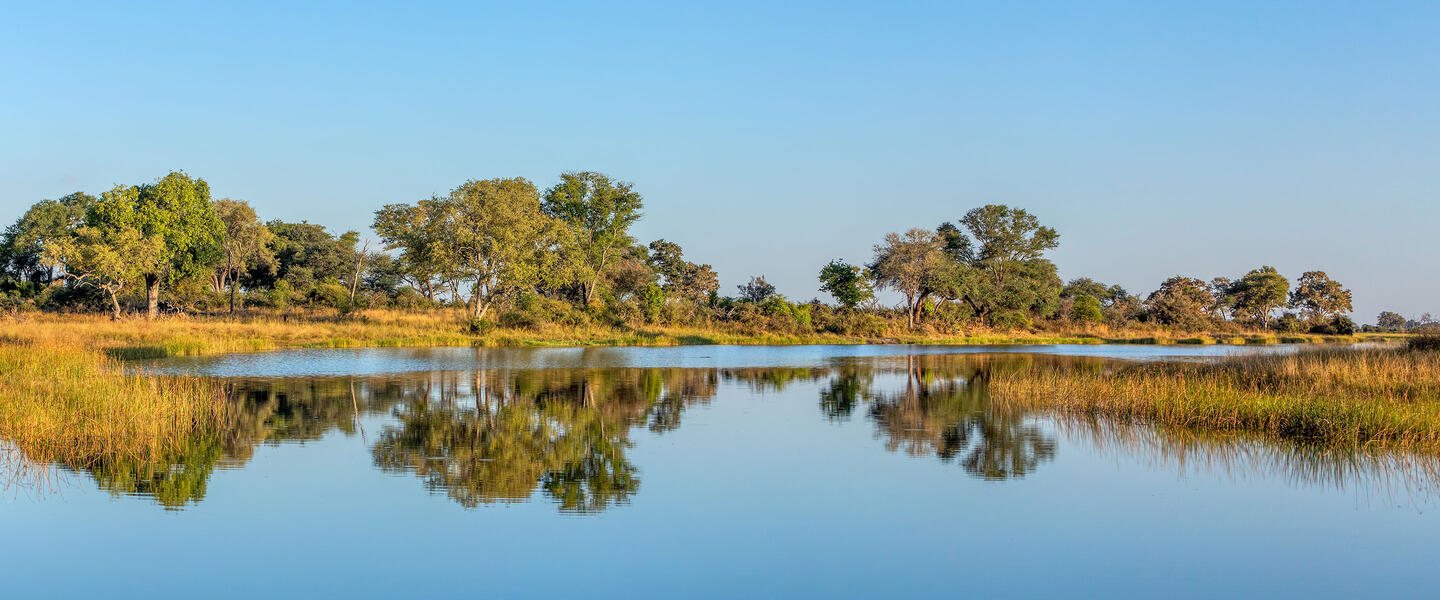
818 259 874 310
86 172 224 319
1209 277 1237 320
868 228 958 328
44 225 163 319
1288 271 1352 322
647 239 719 302
738 275 778 303
1229 266 1290 328
1070 294 1104 323
1144 276 1214 330
211 199 274 313
260 220 361 295
542 172 644 305
1062 278 1126 307
1377 311 1407 331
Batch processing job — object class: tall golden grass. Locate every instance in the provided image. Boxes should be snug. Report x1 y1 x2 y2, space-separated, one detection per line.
989 347 1440 450
0 339 229 476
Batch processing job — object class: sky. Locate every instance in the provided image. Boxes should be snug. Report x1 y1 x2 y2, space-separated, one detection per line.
2 1 1437 322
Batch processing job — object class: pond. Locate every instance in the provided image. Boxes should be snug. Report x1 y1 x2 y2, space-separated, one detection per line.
4 344 1437 598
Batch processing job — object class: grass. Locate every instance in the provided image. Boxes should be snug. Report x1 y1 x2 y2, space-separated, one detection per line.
988 346 1440 451
0 309 1400 361
0 338 229 481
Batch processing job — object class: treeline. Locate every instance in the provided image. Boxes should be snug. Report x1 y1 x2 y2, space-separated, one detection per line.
0 170 1423 335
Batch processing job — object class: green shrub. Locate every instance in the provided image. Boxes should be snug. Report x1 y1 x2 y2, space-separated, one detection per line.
1070 294 1104 323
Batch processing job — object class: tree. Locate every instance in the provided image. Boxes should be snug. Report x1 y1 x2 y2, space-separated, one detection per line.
373 198 452 301
44 225 163 319
260 220 361 295
447 177 561 319
647 239 719 302
542 172 644 305
1 192 94 287
1229 266 1290 328
818 259 874 310
1288 271 1352 322
86 172 223 319
211 199 274 313
738 275 777 303
937 205 1061 326
1062 278 1127 307
1145 276 1214 330
1377 311 1406 331
868 228 958 328
1070 294 1104 323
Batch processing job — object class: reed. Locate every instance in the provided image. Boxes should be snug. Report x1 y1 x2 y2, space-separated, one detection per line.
989 346 1440 451
0 338 229 474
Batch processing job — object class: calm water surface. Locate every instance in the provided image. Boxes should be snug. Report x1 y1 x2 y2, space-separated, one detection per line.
4 344 1437 598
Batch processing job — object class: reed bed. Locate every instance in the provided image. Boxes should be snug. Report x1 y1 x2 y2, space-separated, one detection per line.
0 339 229 474
989 347 1440 451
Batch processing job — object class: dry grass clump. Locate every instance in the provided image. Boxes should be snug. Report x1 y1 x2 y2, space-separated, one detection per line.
989 347 1440 451
0 338 229 473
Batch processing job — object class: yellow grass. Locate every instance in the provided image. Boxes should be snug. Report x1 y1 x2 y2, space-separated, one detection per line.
0 338 229 477
989 347 1440 450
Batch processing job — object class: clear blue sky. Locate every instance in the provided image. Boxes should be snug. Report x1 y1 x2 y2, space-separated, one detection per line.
3 1 1436 322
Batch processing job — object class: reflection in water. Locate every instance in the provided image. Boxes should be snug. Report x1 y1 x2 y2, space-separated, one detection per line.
820 355 1060 480
9 352 1439 510
370 368 717 512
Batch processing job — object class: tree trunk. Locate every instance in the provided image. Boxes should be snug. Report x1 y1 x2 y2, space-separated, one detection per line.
145 274 161 320
108 289 122 321
227 254 237 313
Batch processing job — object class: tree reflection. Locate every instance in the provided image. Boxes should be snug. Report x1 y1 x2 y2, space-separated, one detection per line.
371 368 717 512
83 377 403 509
847 355 1058 480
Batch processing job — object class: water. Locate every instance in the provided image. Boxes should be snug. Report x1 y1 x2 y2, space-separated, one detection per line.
5 344 1437 598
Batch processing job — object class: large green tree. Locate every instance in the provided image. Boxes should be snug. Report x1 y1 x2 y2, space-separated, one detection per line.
936 205 1062 326
448 177 566 319
647 239 719 302
542 172 644 305
1228 266 1290 328
87 172 223 319
1288 270 1352 322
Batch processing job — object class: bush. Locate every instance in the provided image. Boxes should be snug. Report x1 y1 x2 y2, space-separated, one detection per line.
1309 315 1356 336
1275 312 1306 333
1409 334 1440 351
1070 294 1104 323
464 317 496 335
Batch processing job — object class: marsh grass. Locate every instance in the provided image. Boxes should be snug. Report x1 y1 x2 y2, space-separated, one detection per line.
0 339 229 477
990 346 1440 451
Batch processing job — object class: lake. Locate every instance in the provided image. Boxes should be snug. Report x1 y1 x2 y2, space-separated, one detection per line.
4 344 1437 598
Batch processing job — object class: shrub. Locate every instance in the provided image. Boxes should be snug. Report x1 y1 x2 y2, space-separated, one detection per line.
1408 334 1440 352
1070 294 1104 323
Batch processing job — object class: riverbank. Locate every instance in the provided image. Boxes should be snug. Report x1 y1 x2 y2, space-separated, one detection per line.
989 345 1440 451
0 310 1401 360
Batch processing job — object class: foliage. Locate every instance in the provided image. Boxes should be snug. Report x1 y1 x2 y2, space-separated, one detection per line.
1069 294 1104 323
542 172 644 305
86 172 224 318
1377 311 1407 331
738 275 778 303
868 228 957 328
1144 276 1214 330
1289 270 1352 322
1227 266 1289 328
818 259 874 309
